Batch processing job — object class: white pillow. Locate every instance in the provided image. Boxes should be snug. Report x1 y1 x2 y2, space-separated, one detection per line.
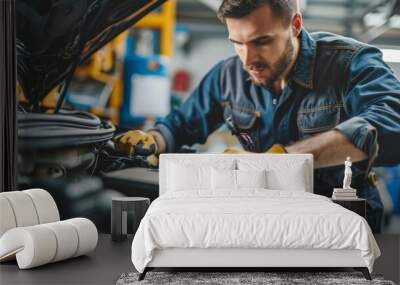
167 159 236 192
266 166 307 191
238 159 308 191
211 168 236 190
236 169 267 189
167 162 211 191
211 169 267 190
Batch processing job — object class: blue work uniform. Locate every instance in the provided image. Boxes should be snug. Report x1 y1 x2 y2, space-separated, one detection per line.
153 28 400 233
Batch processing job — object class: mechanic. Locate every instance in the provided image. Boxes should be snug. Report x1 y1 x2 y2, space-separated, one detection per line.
114 0 400 233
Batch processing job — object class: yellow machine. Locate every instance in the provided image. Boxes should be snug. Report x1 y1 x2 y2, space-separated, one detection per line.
135 0 176 57
24 1 176 127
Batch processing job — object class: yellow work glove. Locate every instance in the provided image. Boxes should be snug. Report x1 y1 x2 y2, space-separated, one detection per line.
223 144 287 154
113 130 159 167
265 144 287 154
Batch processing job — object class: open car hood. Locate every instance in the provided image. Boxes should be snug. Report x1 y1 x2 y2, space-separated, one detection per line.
17 0 167 111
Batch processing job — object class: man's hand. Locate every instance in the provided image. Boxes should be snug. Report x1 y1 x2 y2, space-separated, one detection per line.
224 131 367 169
113 130 159 166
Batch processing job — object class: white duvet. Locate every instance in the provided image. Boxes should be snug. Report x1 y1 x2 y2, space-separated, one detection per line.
131 190 380 273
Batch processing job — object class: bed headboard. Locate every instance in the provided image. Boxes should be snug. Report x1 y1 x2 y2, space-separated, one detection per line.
159 153 314 195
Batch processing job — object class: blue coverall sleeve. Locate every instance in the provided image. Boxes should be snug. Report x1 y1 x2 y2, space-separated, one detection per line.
152 61 225 152
334 46 400 166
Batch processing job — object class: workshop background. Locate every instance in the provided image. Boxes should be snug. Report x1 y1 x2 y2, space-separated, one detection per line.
15 0 400 234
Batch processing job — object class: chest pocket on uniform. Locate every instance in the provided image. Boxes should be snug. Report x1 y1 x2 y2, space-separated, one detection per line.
297 104 342 139
222 102 260 152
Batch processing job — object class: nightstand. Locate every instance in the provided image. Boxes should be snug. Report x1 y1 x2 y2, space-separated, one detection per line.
111 197 150 242
331 198 366 218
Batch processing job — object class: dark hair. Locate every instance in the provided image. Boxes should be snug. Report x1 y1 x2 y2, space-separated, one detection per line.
217 0 298 26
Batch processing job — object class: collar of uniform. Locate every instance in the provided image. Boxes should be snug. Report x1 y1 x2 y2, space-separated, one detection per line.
292 28 316 89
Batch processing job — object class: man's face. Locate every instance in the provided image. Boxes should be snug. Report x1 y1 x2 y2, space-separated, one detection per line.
226 5 297 87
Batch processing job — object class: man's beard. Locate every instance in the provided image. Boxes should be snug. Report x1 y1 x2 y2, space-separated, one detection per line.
247 37 295 88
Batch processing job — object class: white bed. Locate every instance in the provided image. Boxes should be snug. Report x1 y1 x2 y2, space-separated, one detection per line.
131 154 380 280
